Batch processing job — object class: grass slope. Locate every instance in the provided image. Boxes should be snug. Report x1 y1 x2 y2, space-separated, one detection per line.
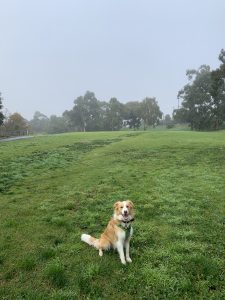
0 131 225 299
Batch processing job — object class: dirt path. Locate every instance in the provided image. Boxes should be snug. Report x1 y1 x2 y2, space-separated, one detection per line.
0 136 34 142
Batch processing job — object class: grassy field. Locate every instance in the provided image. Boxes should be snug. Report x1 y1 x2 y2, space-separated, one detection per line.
0 130 225 299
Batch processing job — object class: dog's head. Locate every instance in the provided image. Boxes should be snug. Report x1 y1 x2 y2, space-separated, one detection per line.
113 200 134 221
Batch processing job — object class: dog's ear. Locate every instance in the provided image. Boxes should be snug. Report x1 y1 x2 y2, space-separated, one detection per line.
113 201 120 210
128 200 134 208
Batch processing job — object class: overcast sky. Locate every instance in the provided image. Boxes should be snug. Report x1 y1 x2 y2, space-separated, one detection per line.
0 0 225 120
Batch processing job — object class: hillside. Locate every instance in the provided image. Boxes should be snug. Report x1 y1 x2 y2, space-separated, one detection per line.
1 131 225 299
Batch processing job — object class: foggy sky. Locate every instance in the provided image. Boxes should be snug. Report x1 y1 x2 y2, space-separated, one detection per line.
0 0 225 120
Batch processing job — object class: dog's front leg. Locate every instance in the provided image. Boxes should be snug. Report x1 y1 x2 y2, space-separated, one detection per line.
116 241 126 265
125 238 132 263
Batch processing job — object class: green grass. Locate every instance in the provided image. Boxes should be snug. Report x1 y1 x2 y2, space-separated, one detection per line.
1 130 225 299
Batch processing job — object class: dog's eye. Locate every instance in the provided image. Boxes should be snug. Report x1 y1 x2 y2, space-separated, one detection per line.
120 206 123 209
126 205 129 208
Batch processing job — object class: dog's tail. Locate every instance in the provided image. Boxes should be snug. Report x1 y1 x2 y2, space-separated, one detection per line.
81 234 100 249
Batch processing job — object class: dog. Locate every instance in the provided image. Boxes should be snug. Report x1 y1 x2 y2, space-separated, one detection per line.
81 200 135 264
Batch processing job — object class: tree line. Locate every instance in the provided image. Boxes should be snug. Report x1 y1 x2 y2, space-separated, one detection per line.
0 49 224 134
0 93 163 134
30 94 163 133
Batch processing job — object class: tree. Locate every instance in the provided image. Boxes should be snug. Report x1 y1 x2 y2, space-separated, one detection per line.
211 49 225 129
4 113 28 133
164 114 172 125
174 49 225 131
173 107 189 124
184 65 213 130
47 115 68 134
105 98 124 131
175 62 225 130
29 111 49 133
64 91 103 131
141 97 162 129
123 101 142 130
0 92 5 126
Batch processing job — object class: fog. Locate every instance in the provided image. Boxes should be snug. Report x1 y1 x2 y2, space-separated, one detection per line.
0 0 225 120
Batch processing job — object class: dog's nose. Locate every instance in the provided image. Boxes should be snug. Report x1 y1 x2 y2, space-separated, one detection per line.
124 210 128 215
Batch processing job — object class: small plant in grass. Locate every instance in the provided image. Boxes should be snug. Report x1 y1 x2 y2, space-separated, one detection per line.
50 216 68 227
0 255 4 265
44 259 67 288
53 237 64 246
63 202 76 210
44 235 64 247
39 247 56 260
51 290 79 299
19 256 37 271
4 268 17 280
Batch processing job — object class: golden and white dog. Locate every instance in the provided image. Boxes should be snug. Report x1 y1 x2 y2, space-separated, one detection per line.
81 200 135 264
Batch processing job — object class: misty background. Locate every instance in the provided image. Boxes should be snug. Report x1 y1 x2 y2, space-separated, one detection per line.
0 0 225 120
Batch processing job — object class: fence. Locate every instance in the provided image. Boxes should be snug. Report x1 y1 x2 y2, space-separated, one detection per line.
0 129 30 138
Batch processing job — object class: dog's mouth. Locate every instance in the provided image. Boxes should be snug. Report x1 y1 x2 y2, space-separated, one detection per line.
122 213 130 220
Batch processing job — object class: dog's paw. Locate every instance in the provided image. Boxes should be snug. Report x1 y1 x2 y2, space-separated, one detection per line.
99 249 103 256
126 257 132 263
121 259 126 265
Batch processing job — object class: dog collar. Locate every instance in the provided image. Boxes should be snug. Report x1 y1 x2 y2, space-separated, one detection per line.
122 218 135 224
117 223 131 229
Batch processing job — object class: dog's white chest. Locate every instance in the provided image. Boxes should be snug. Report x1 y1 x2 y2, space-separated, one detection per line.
117 226 133 243
117 230 126 241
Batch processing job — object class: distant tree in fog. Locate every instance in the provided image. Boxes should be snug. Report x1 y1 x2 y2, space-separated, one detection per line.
0 92 5 125
4 112 28 132
104 98 124 131
29 111 49 133
164 114 172 125
47 115 68 134
123 101 142 129
64 91 103 132
141 97 162 129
